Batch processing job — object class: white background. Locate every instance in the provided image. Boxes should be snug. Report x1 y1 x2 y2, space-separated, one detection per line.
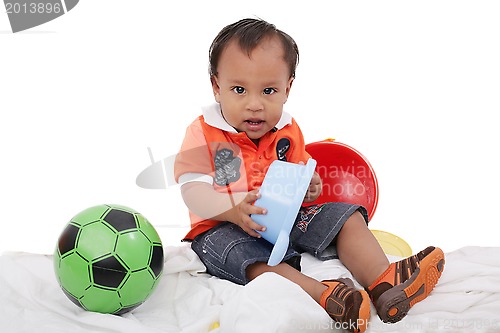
1 0 499 255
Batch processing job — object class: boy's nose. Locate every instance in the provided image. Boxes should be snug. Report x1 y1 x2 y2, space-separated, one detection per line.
245 94 264 112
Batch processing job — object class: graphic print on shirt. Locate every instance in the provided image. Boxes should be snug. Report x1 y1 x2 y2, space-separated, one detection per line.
213 148 242 186
276 138 291 161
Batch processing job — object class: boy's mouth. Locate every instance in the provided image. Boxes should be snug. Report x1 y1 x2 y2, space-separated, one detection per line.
244 119 265 131
245 119 264 125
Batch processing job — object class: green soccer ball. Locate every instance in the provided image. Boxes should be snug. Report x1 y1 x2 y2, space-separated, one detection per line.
54 204 164 315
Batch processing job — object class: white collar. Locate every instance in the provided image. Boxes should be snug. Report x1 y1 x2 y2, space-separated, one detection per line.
201 103 292 133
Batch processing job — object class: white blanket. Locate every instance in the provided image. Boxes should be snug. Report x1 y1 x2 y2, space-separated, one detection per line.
1 246 499 333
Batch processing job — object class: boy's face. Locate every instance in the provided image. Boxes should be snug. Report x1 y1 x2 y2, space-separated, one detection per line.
211 37 293 142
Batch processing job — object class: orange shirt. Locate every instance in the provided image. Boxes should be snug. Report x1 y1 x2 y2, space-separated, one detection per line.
175 104 311 240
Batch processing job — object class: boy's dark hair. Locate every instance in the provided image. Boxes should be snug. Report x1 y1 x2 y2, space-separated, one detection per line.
209 18 299 79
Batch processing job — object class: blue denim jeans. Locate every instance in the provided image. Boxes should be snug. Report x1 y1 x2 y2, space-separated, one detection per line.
191 202 368 285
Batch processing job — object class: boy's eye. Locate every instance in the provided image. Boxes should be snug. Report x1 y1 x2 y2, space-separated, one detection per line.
232 86 245 94
263 88 276 95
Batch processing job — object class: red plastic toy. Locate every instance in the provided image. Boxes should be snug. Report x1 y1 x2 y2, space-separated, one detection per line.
305 139 379 221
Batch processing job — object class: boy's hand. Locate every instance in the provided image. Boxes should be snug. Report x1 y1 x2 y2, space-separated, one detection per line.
233 189 267 237
304 172 322 203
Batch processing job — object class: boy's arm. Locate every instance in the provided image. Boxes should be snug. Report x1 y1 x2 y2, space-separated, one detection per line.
180 181 267 237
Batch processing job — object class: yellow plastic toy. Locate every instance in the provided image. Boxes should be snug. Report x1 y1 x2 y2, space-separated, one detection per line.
371 230 412 257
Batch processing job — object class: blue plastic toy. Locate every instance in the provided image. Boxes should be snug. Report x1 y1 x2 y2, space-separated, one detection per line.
252 158 317 266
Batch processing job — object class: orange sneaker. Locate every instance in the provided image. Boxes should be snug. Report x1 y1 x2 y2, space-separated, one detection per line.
366 246 445 323
320 278 370 333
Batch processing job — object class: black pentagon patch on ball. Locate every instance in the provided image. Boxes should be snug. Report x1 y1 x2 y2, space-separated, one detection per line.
61 288 83 309
150 245 164 278
104 209 137 232
114 303 141 315
92 256 128 288
58 224 80 255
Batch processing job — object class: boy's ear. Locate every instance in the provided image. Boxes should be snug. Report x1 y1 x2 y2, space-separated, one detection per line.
284 77 294 103
211 75 221 103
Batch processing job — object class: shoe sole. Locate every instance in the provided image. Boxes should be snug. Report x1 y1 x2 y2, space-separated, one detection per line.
376 247 445 323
